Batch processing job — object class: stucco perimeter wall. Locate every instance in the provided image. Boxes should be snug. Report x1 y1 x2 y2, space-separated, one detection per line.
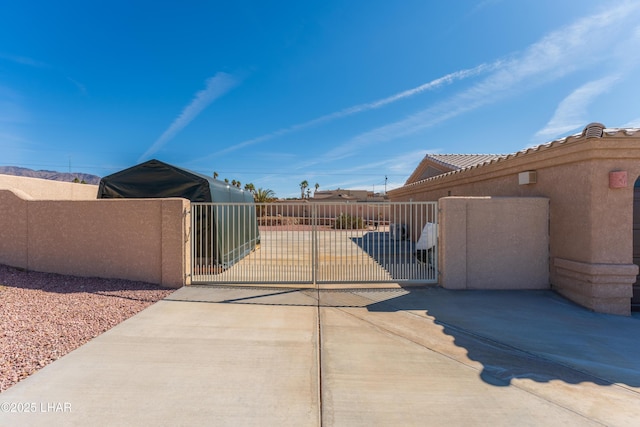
439 197 549 290
390 132 640 315
0 174 98 200
0 189 189 288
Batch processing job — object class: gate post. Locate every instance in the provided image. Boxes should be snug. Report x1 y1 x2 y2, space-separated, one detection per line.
312 203 318 286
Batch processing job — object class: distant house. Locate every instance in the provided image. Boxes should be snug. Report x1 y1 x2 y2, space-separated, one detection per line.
388 123 640 315
313 188 388 202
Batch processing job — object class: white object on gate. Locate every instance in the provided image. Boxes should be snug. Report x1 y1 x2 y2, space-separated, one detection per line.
416 222 437 250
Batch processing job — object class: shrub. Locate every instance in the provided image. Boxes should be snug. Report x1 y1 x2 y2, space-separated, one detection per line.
333 213 365 230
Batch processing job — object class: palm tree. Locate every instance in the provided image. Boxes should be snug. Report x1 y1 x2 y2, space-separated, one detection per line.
254 188 275 203
314 183 319 193
244 183 256 194
254 188 276 218
213 171 219 180
300 180 309 199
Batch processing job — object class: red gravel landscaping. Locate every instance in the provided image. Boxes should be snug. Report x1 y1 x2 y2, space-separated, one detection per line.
0 264 174 393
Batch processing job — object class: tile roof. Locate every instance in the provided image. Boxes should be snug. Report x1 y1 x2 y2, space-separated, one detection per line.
405 153 505 185
427 154 505 170
402 124 640 188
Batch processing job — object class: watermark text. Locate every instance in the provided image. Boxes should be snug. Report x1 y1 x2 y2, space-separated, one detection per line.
1 402 71 413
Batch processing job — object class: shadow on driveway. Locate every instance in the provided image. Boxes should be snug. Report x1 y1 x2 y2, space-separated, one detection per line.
363 287 640 388
163 284 640 388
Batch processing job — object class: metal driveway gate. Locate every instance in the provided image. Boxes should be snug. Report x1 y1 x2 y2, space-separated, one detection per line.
191 202 438 285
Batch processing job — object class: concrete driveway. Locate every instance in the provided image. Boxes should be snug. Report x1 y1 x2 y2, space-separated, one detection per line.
1 286 640 426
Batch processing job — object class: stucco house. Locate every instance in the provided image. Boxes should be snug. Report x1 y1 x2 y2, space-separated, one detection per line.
388 123 640 315
313 188 387 202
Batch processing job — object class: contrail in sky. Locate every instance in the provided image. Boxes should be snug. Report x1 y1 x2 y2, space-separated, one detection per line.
216 62 499 155
324 1 640 160
139 72 237 162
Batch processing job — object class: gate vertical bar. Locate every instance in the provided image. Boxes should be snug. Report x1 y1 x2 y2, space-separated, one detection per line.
312 203 317 287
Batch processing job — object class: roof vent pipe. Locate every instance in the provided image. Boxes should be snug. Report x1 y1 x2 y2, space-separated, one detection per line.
583 122 605 138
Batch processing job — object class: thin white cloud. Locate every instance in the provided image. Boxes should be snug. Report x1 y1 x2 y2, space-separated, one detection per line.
341 149 432 175
215 62 499 156
387 149 435 173
296 150 428 179
0 131 26 142
533 75 621 141
67 77 87 96
248 149 432 197
471 0 504 13
139 72 238 161
1 53 88 97
325 1 640 160
322 177 375 190
0 128 37 166
442 0 505 39
325 150 430 190
0 85 28 124
0 100 28 124
0 53 49 68
622 117 640 128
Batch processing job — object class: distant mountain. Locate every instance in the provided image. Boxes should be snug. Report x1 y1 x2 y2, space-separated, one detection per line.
0 166 102 185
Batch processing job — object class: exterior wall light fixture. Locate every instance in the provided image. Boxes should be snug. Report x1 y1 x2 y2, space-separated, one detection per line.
518 171 537 185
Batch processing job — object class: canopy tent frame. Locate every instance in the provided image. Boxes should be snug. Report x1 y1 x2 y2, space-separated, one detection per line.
98 159 259 267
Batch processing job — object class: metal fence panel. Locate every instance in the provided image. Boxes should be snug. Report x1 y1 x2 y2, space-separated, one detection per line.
191 202 437 285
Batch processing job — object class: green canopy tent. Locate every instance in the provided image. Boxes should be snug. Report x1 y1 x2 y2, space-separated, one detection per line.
97 159 259 268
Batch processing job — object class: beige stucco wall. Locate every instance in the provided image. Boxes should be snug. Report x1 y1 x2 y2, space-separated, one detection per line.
0 174 98 200
0 190 30 269
0 189 189 288
389 130 640 315
438 197 549 290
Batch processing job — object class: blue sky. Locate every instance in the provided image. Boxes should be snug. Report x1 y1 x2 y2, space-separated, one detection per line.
2 0 640 198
